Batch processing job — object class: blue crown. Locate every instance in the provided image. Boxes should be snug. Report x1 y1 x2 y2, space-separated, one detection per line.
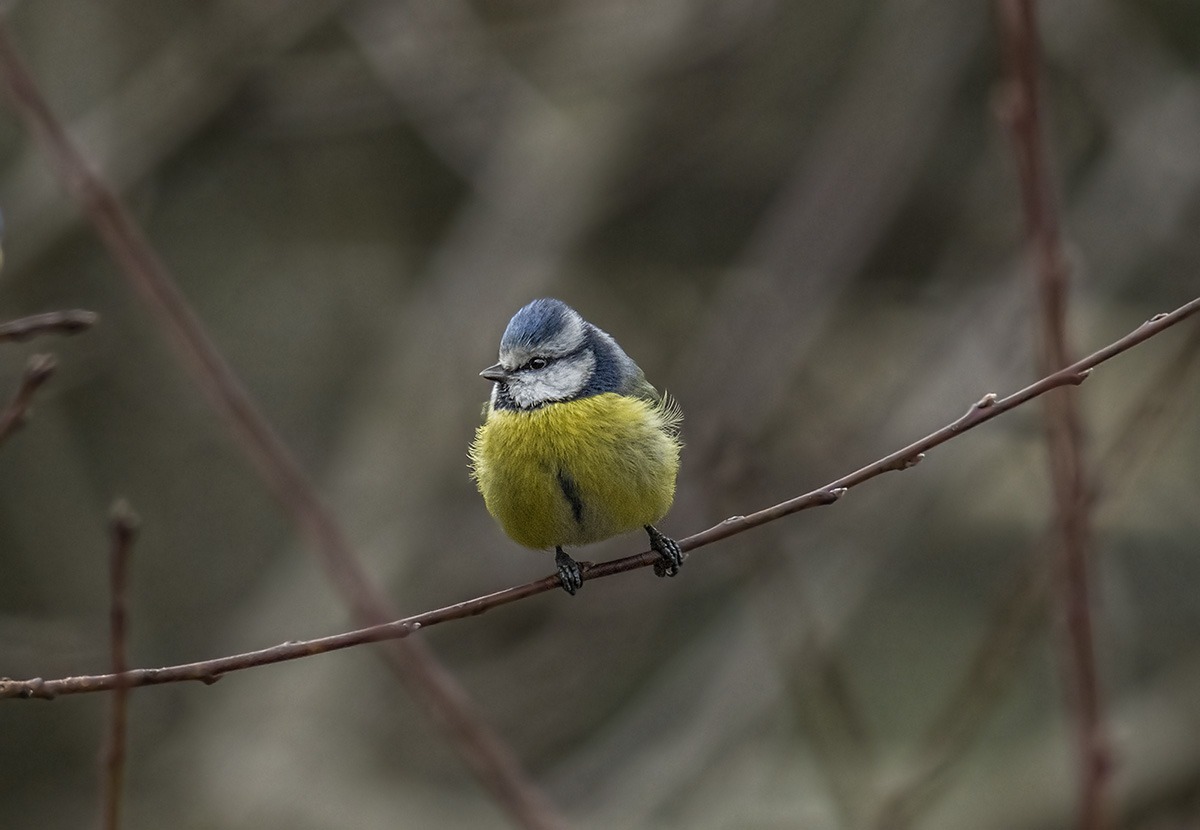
500 298 573 351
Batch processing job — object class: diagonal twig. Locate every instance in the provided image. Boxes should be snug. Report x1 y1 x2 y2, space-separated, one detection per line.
0 352 56 446
2 296 1196 701
100 502 139 830
2 1 354 276
873 312 1200 829
998 3 1109 828
0 309 98 342
0 20 563 830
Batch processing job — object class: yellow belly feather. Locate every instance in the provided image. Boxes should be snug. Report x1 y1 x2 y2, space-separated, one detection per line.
470 393 680 550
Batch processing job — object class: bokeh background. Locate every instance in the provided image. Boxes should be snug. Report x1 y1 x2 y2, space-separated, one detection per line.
1 0 1199 828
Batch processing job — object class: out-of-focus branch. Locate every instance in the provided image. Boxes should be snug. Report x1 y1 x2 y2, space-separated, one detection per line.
0 1 353 276
873 310 1200 829
3 297 1196 701
1095 323 1200 488
100 502 138 830
997 3 1109 829
0 309 97 342
0 351 55 446
0 21 564 830
676 0 987 446
0 311 92 447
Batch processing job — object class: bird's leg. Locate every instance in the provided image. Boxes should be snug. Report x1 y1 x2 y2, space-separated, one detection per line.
555 546 584 595
645 525 683 578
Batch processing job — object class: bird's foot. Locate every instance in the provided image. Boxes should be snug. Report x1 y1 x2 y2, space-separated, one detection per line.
646 525 683 578
555 547 584 595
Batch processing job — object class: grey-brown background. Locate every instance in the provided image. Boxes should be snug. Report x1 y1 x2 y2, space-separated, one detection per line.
1 1 1198 827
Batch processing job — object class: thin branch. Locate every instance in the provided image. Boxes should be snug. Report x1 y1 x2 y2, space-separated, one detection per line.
998 3 1109 828
1093 313 1200 503
2 297 1196 701
100 502 139 830
0 20 563 830
0 352 56 446
873 311 1200 829
0 309 97 342
1 2 352 276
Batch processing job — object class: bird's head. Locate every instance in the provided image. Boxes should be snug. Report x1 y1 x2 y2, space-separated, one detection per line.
481 298 598 410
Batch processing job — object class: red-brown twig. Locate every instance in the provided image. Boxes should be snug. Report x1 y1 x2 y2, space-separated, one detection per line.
100 502 139 830
873 311 1200 829
2 297 1196 701
0 352 56 446
0 309 98 342
998 3 1109 828
0 21 563 830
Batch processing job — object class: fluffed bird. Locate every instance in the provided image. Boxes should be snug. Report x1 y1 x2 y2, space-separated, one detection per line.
469 298 683 595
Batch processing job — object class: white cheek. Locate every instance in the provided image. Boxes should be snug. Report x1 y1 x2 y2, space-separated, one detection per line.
509 356 593 408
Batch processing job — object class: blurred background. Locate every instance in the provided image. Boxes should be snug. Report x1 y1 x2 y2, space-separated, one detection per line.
1 0 1198 827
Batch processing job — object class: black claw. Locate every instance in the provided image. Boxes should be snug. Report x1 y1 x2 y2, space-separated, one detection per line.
646 525 683 578
555 547 584 595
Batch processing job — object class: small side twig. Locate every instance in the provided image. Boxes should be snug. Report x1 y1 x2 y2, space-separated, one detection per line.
0 309 98 342
1 297 1196 701
101 502 139 830
0 352 56 446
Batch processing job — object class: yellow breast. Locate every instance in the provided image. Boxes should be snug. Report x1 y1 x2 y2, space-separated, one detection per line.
470 393 681 550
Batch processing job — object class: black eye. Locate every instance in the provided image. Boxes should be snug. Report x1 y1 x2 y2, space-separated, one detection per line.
528 357 548 370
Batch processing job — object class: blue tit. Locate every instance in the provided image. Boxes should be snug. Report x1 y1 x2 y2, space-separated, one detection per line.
469 298 683 595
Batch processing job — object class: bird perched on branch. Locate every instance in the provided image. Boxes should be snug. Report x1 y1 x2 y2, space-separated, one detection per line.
470 298 683 595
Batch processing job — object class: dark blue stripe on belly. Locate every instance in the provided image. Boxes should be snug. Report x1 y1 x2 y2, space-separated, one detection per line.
556 469 585 525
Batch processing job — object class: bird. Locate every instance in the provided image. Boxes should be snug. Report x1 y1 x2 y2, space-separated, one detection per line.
469 298 683 595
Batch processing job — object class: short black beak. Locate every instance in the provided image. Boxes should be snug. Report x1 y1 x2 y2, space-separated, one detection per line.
480 363 507 382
